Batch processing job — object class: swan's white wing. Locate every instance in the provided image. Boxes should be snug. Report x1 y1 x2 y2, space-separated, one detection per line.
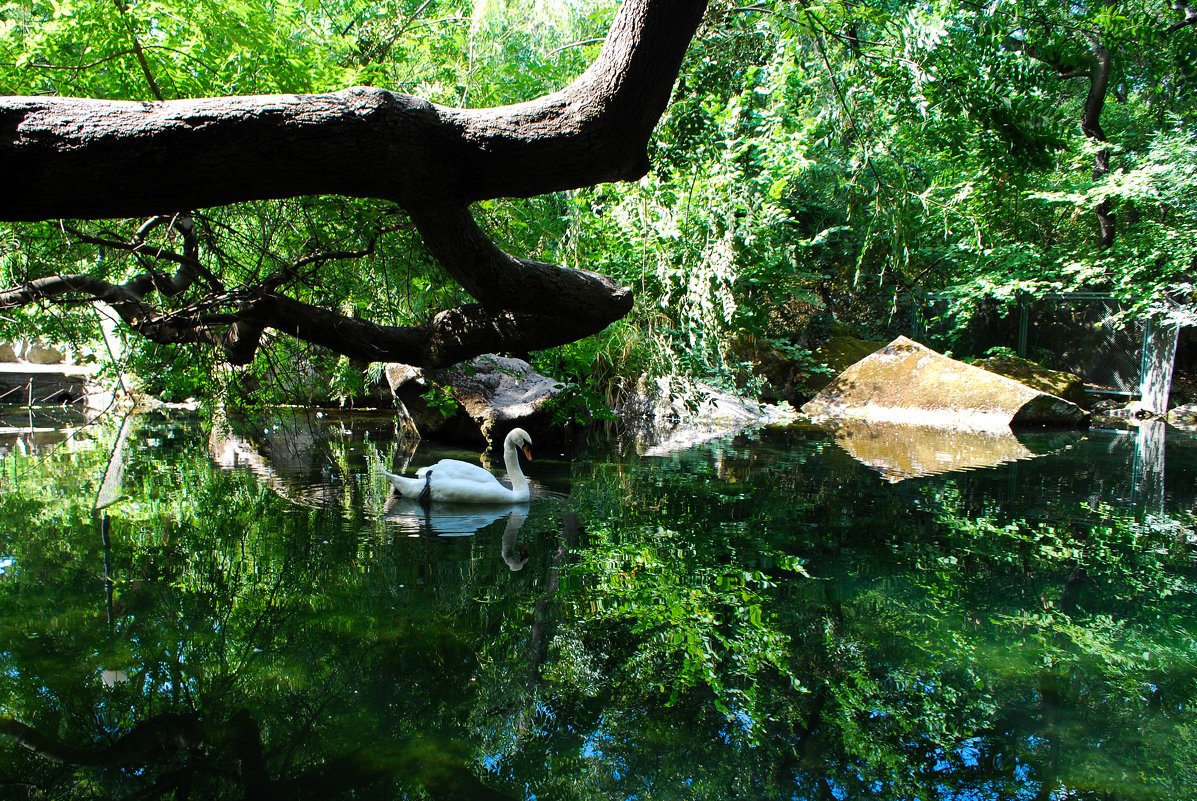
416 458 498 485
428 476 519 504
384 466 512 503
380 469 425 498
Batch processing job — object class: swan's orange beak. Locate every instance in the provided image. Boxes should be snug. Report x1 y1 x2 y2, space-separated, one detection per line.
522 444 532 461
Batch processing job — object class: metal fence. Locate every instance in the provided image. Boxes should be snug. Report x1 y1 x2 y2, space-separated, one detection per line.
917 292 1146 396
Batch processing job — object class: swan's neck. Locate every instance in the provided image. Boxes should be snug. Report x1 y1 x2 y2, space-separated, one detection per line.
503 440 529 500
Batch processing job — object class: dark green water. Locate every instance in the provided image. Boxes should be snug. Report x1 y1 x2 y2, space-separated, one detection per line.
1 409 1195 800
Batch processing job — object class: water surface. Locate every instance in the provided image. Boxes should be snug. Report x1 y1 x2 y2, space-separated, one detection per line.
1 409 1195 799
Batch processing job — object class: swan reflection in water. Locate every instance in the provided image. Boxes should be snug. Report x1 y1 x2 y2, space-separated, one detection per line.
382 499 530 571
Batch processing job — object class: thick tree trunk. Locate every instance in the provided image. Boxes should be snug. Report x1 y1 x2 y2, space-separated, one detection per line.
0 0 708 368
0 0 706 219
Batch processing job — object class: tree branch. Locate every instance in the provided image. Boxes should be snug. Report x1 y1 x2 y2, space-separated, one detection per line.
1002 35 1089 78
1166 4 1197 33
63 223 222 294
1003 11 1117 249
112 0 165 101
0 0 708 221
411 205 633 322
223 289 626 367
0 273 214 346
0 0 709 369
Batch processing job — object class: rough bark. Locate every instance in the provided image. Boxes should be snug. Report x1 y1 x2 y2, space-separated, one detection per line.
1 0 705 218
1081 23 1115 250
0 0 708 367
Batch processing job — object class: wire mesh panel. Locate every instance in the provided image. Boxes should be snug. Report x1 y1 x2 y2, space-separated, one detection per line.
916 292 1145 395
1025 294 1142 394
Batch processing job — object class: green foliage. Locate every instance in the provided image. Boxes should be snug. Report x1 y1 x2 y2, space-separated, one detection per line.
983 344 1020 360
420 383 460 418
2 0 1196 405
3 412 1197 798
561 522 805 720
1029 125 1197 318
530 333 628 422
539 379 617 427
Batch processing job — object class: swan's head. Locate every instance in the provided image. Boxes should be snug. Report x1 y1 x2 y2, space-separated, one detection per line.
506 427 533 460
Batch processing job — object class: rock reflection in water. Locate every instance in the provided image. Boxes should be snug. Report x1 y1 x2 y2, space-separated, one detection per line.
0 408 80 456
825 419 1080 482
207 411 416 508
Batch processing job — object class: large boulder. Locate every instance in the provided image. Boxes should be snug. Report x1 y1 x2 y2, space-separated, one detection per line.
970 354 1089 408
807 334 890 393
733 331 888 403
386 355 565 448
802 336 1088 429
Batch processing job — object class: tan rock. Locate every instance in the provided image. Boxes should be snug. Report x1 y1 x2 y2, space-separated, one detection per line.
971 355 1088 407
801 336 1088 429
25 341 66 365
0 342 17 362
805 334 890 394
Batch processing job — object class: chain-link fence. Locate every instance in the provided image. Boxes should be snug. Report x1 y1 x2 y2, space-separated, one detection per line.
916 292 1145 396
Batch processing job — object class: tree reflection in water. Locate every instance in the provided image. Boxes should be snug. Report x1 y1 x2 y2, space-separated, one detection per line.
0 410 1194 799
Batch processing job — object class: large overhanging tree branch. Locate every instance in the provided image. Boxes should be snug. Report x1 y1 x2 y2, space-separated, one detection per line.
0 0 709 367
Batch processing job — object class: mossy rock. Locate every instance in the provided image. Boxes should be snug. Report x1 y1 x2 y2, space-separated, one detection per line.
803 335 889 394
733 332 889 402
802 336 1089 429
820 335 890 373
970 355 1088 407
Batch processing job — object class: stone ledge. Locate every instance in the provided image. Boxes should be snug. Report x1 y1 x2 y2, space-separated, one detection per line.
0 363 99 404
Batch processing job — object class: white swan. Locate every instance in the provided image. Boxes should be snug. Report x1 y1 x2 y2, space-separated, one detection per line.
381 428 533 504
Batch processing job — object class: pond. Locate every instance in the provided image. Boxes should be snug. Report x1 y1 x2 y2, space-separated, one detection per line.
1 408 1196 800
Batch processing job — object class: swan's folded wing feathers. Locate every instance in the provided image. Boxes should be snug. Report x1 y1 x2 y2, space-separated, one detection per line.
415 459 497 484
429 479 519 504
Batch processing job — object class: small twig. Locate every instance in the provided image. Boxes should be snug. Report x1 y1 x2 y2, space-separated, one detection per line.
112 0 164 101
548 37 607 56
795 0 890 198
26 50 137 72
63 225 222 290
